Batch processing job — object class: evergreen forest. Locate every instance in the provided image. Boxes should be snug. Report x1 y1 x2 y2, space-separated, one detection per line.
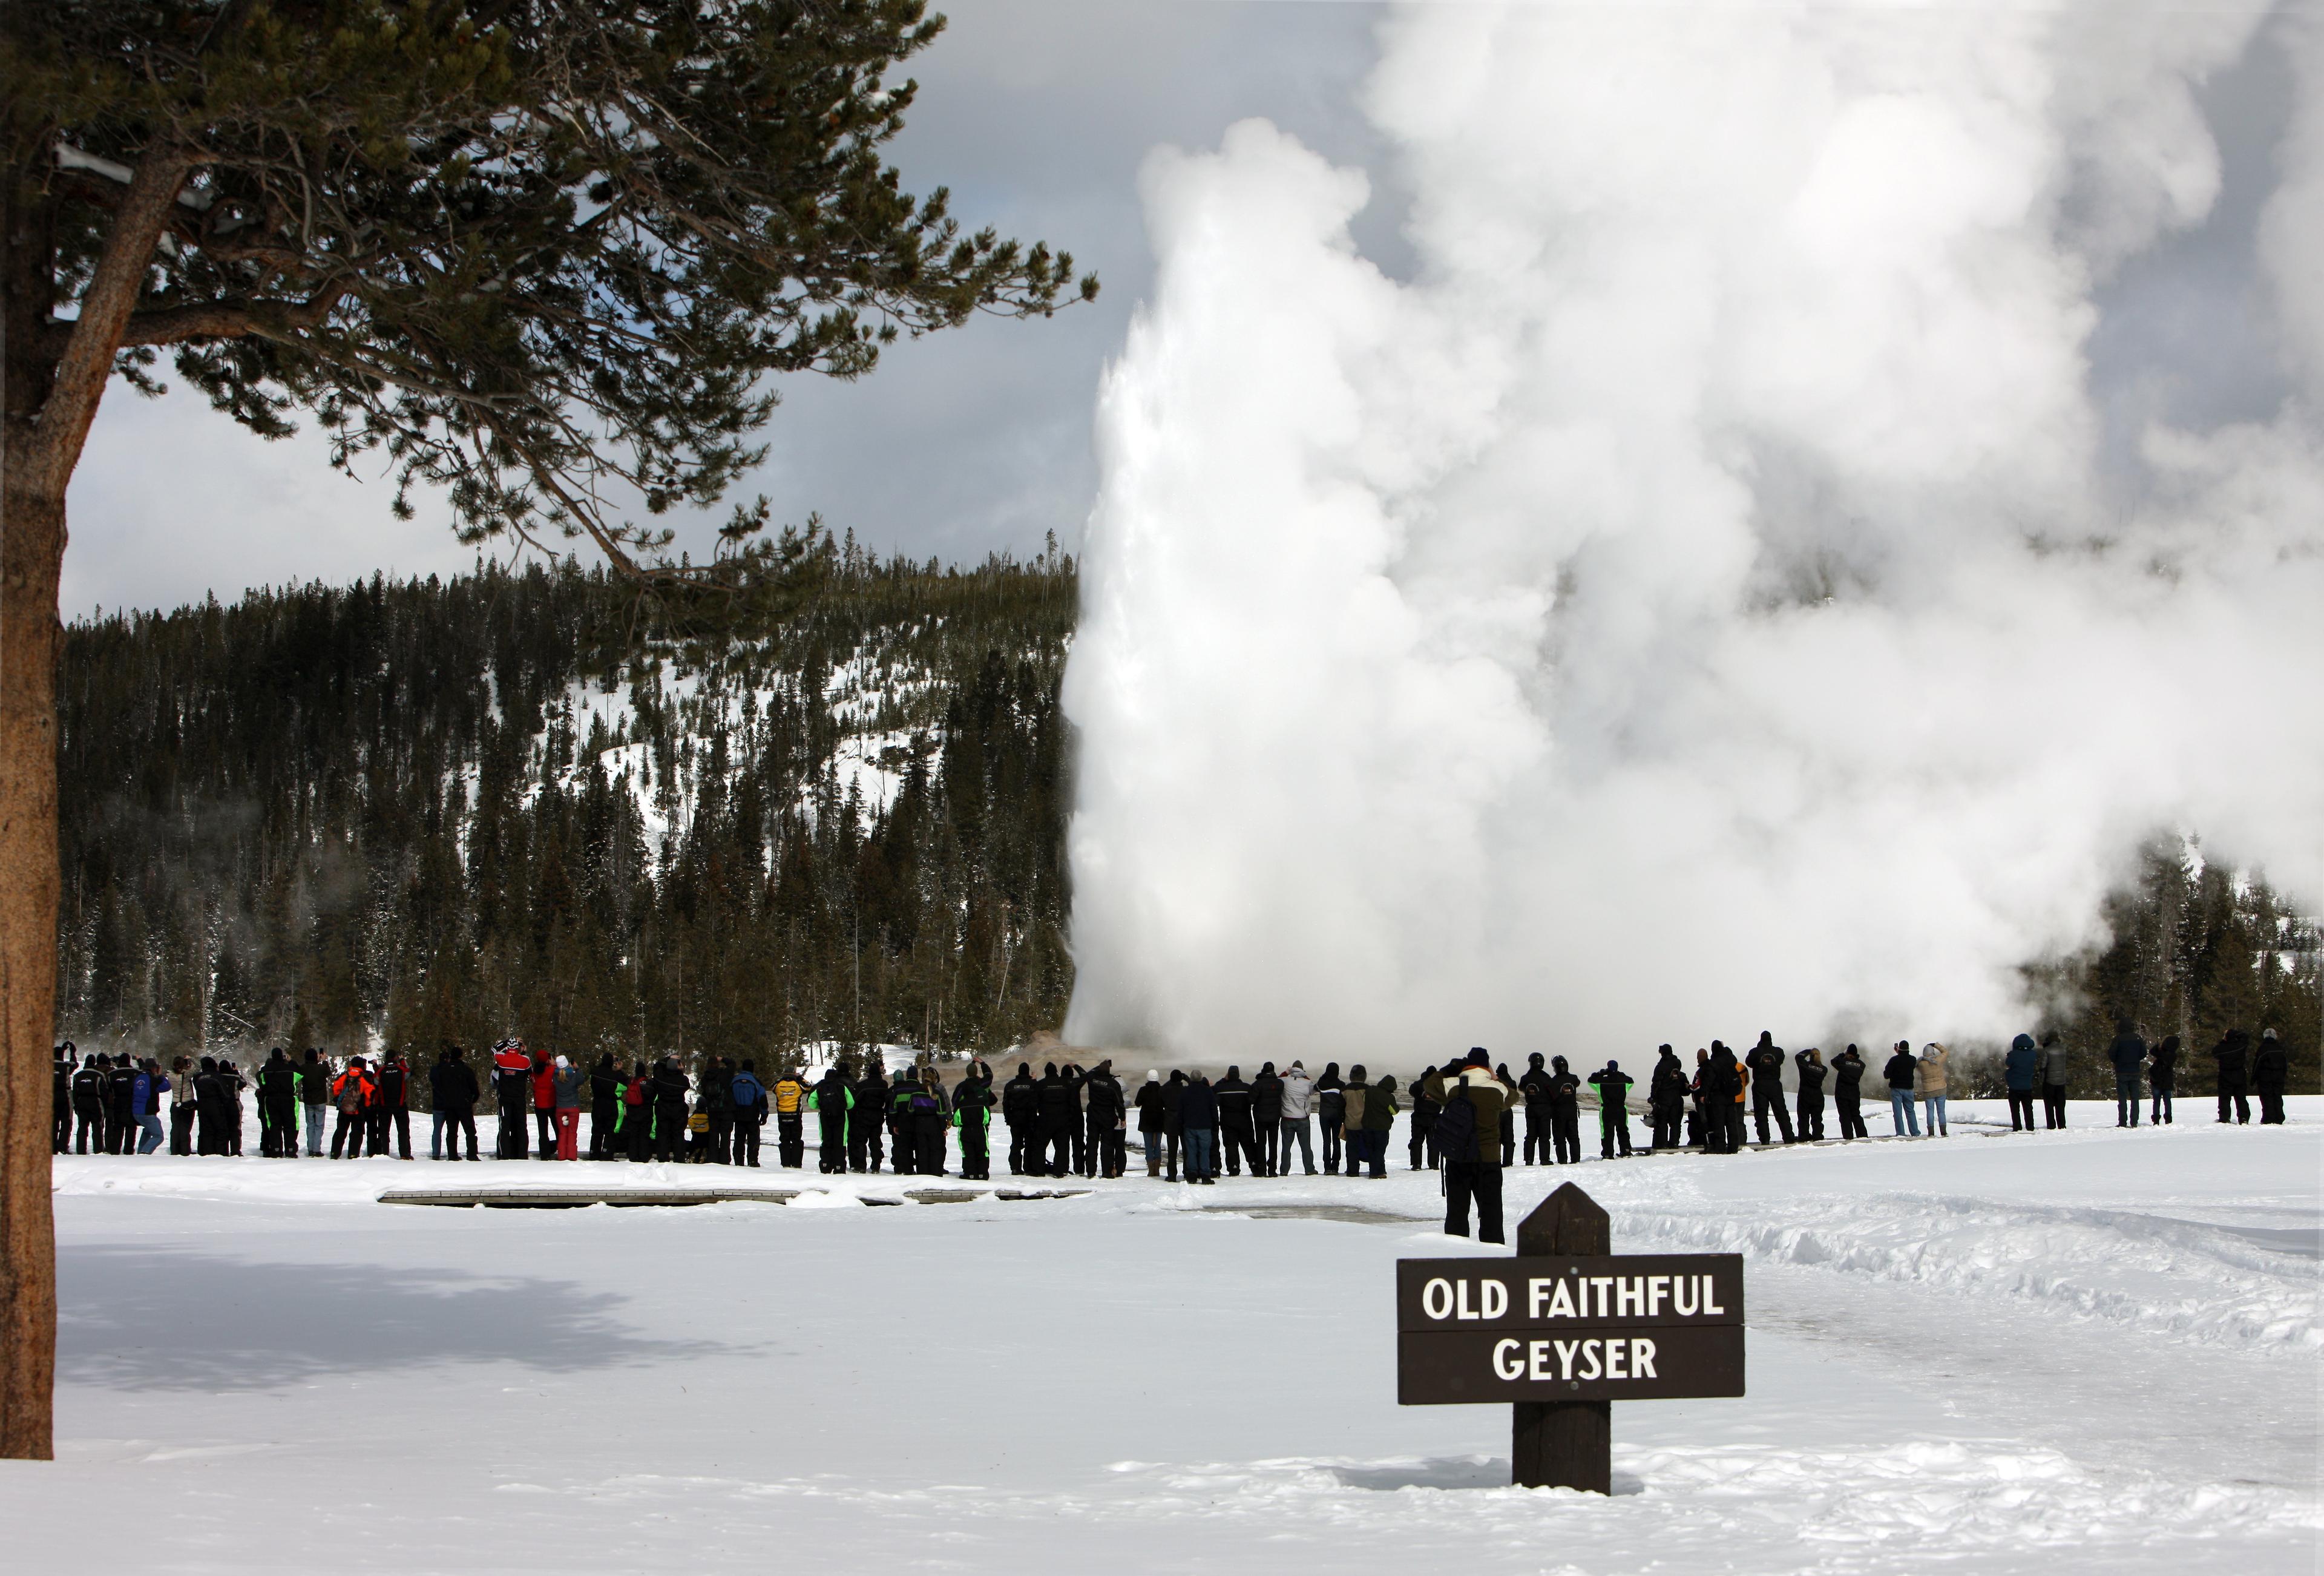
53 550 2317 1092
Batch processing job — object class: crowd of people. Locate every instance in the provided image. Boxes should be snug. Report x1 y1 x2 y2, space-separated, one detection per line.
54 1024 2297 1211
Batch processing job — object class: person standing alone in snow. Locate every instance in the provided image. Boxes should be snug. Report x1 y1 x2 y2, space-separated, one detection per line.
1589 1060 1634 1158
1423 1051 1514 1244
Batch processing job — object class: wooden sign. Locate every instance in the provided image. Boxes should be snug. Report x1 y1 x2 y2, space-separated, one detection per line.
1396 1253 1745 1402
1394 1183 1746 1491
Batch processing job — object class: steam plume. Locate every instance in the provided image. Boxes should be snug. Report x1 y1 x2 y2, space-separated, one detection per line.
1063 2 2323 1061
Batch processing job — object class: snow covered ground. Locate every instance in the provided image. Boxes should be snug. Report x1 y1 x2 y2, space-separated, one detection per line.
13 1098 2320 1573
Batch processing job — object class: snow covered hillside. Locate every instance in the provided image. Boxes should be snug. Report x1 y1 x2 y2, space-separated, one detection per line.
20 1102 2320 1574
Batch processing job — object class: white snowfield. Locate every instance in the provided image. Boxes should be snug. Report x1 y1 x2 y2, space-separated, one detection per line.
15 1097 2320 1574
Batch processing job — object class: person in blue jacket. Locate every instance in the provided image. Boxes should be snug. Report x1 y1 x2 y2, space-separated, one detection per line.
2003 1034 2041 1132
729 1060 766 1167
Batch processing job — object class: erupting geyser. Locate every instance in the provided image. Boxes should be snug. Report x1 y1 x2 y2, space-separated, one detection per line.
1061 2 2324 1063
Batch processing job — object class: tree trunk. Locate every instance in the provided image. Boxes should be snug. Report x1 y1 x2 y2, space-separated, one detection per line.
0 144 188 1460
0 467 61 1460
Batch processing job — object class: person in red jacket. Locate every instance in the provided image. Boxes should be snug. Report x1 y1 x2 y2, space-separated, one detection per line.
530 1051 557 1162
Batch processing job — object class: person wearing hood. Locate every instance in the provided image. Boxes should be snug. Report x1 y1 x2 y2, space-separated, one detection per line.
1915 1043 1951 1137
1746 1033 1796 1146
1315 1063 1347 1174
1587 1060 1635 1158
1648 1046 1688 1150
1542 1056 1581 1163
1000 1062 1038 1175
2209 1029 2251 1125
1252 1062 1285 1176
1132 1069 1172 1178
1423 1051 1513 1242
2036 1032 2069 1128
1880 1042 1920 1138
432 1046 481 1161
2253 1028 2289 1125
852 1063 889 1172
1178 1071 1220 1184
1278 1060 1316 1175
1213 1066 1258 1178
1518 1052 1554 1164
1830 1045 1867 1140
2147 1035 2179 1126
549 1054 586 1160
1083 1060 1128 1179
952 1060 996 1179
2104 1022 2144 1129
2003 1035 2040 1132
1787 1047 1825 1142
808 1065 854 1174
1034 1063 1078 1178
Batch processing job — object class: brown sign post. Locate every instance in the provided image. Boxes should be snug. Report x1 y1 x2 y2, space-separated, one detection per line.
1395 1183 1745 1492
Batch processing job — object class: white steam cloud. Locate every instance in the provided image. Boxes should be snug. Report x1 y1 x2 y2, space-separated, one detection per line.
1062 2 2324 1062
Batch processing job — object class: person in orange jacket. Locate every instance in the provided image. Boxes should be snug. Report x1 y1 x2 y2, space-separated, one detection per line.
329 1057 375 1159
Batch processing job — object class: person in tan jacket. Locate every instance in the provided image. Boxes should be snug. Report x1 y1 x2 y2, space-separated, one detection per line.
1914 1043 1950 1137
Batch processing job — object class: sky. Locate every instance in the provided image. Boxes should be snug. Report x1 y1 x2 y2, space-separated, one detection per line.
59 0 2295 621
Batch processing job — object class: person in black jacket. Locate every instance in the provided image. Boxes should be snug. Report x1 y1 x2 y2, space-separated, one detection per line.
2210 1029 2251 1125
1793 1048 1827 1141
1518 1052 1554 1163
1084 1061 1128 1179
70 1052 104 1154
2106 1022 2145 1128
2253 1028 2289 1125
1587 1061 1633 1158
1830 1045 1868 1139
105 1053 136 1154
1494 1063 1518 1164
586 1054 620 1160
1213 1067 1258 1177
374 1052 413 1158
811 1066 852 1174
432 1047 481 1160
1251 1063 1284 1177
1881 1042 1922 1138
701 1057 735 1165
1546 1056 1582 1163
1057 1063 1089 1177
1177 1072 1219 1184
1315 1064 1345 1174
53 1045 72 1155
652 1059 691 1163
1034 1063 1077 1178
1002 1063 1037 1175
1407 1068 1440 1172
951 1061 994 1179
1648 1045 1688 1149
1134 1070 1175 1178
2147 1035 2179 1126
198 1056 237 1156
852 1064 888 1172
258 1048 300 1158
1746 1033 1796 1146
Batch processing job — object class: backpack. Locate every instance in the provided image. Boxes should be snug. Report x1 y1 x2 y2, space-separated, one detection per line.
1432 1083 1479 1163
339 1077 366 1115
